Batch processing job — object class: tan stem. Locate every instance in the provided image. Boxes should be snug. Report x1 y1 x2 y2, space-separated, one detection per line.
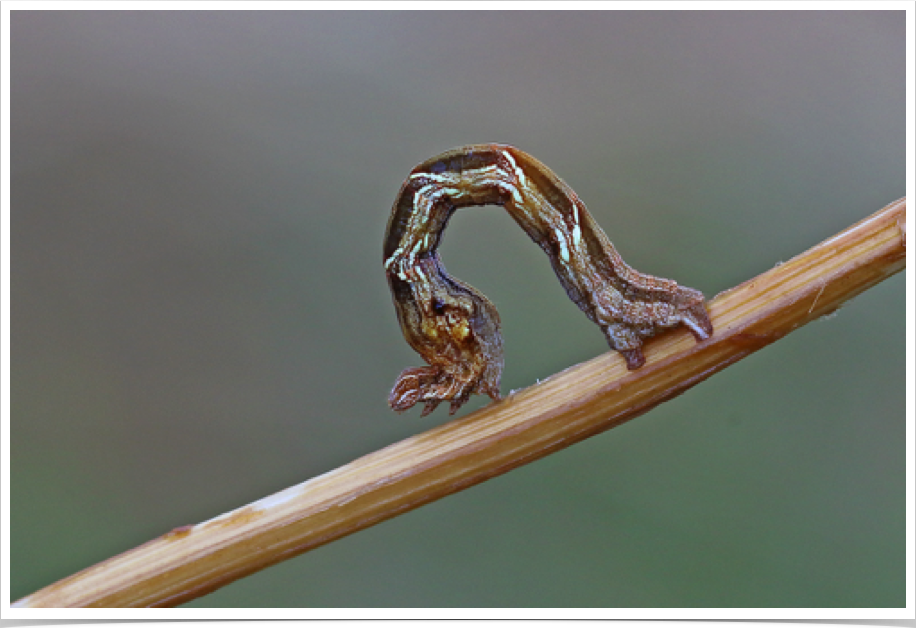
15 197 905 608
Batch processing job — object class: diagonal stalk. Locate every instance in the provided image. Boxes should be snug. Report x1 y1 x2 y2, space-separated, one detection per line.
14 197 906 608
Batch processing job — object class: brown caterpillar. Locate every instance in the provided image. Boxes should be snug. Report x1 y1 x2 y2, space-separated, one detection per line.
383 144 712 416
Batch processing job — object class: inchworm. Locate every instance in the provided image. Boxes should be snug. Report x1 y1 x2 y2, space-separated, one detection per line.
383 144 712 416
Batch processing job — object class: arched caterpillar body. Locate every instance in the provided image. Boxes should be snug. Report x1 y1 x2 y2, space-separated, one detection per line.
383 144 712 416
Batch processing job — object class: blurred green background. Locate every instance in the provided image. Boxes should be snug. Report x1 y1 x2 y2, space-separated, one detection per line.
11 11 905 607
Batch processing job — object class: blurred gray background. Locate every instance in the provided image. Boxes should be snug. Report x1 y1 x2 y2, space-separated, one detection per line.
11 11 905 607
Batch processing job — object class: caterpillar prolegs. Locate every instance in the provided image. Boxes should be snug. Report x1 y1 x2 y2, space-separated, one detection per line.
383 144 712 416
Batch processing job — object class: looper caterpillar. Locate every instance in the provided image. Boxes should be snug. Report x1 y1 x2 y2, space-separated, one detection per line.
383 144 712 416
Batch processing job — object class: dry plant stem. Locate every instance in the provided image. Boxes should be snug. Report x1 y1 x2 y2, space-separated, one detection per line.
15 198 905 608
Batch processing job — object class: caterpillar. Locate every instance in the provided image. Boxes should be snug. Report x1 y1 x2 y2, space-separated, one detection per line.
383 144 712 416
